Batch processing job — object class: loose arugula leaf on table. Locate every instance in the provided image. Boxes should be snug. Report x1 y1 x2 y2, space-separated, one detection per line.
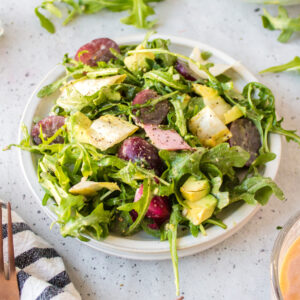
121 0 157 29
262 6 300 43
260 56 300 74
35 0 164 33
35 6 56 34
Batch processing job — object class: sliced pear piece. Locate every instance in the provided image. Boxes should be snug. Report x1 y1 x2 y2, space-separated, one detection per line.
224 105 244 124
87 115 138 151
192 84 232 123
61 74 127 97
189 106 232 147
188 47 233 79
69 180 120 196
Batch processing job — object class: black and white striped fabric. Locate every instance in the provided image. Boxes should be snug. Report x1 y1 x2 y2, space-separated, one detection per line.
1 206 81 300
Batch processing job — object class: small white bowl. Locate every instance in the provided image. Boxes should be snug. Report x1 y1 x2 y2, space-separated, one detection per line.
271 211 300 299
19 34 282 260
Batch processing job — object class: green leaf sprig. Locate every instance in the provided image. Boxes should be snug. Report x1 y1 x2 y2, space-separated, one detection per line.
34 0 164 33
260 56 300 74
262 6 300 43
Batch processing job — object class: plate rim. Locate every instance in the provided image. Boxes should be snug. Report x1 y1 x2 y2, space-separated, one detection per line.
18 34 282 260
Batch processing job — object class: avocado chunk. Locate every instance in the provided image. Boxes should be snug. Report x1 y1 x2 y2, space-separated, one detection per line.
66 111 92 144
183 194 218 225
180 176 210 202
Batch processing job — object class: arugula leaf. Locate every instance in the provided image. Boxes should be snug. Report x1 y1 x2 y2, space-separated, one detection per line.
59 203 111 240
35 0 164 32
201 51 212 61
164 204 183 296
185 97 205 119
231 175 284 205
201 163 230 209
148 38 177 67
211 176 230 210
271 118 300 146
262 6 300 43
141 218 161 238
144 69 189 91
159 148 206 182
39 172 86 219
205 218 227 229
37 76 67 98
121 0 157 29
251 151 277 170
56 87 93 113
201 144 250 180
117 178 154 234
170 98 187 137
109 161 146 188
61 0 83 25
260 56 300 74
35 7 55 34
44 2 62 18
241 83 300 151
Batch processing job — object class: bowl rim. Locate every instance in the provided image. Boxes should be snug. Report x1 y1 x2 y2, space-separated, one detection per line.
271 210 300 299
18 34 282 260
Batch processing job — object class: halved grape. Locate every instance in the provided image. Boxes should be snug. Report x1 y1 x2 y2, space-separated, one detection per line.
31 116 65 145
75 38 120 66
175 60 196 81
118 136 165 175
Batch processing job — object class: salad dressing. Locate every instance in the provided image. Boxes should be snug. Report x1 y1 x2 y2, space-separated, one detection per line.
280 237 300 300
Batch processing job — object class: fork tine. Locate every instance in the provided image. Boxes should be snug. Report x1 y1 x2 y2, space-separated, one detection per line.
0 204 4 277
7 203 16 277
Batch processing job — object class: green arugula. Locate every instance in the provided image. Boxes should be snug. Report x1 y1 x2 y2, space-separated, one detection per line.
260 56 300 74
231 175 284 205
201 143 250 180
163 204 183 296
117 178 154 234
225 83 300 153
35 0 164 33
262 6 300 43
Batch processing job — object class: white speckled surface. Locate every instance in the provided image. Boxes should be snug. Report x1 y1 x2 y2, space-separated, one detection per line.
0 1 300 299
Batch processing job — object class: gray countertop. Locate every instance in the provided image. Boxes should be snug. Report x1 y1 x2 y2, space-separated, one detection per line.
0 0 300 299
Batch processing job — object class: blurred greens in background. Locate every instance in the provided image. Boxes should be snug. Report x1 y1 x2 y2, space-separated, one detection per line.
33 0 300 75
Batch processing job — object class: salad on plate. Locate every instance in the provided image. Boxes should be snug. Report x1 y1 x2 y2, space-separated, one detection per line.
7 33 300 295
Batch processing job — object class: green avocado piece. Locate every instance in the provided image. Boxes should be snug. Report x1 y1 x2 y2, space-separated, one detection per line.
66 111 92 144
180 176 210 202
183 194 217 225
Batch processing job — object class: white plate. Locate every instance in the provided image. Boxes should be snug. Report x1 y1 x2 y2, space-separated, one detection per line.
19 34 282 260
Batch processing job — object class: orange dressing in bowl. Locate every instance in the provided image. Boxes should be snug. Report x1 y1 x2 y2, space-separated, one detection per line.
280 237 300 300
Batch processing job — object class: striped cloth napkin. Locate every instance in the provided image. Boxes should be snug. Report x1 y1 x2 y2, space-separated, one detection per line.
1 204 81 300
